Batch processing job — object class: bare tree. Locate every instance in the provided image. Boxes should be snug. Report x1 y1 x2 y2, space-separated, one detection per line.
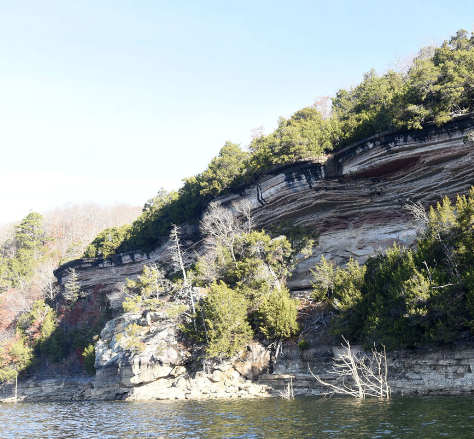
232 199 253 234
200 202 241 262
278 375 295 400
309 339 391 399
33 259 59 301
200 201 253 262
250 125 265 140
0 327 15 345
404 201 429 231
2 281 34 315
43 202 141 257
169 225 196 331
312 95 332 120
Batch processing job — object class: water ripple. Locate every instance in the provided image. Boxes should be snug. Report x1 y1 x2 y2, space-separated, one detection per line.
0 396 473 438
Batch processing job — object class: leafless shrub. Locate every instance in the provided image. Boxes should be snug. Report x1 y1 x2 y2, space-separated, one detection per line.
309 338 391 399
404 201 428 225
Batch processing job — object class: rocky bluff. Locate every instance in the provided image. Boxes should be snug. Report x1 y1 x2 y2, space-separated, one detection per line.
54 114 474 303
5 115 473 402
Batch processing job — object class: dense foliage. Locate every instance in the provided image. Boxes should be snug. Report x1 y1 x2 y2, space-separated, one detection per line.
120 206 301 360
190 212 301 358
83 224 131 259
312 188 474 349
333 30 474 145
0 205 139 381
4 28 474 376
197 282 253 359
0 212 48 292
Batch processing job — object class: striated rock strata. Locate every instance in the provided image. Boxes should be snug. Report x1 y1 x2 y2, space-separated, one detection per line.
90 312 272 400
261 343 474 397
3 342 474 401
54 115 474 302
1 313 273 402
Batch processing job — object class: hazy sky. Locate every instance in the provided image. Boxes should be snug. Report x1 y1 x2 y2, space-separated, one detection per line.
1 1 473 224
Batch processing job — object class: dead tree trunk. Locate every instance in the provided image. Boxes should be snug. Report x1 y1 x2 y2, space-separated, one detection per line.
309 338 391 399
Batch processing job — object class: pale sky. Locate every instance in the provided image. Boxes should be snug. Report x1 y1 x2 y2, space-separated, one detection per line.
1 1 473 224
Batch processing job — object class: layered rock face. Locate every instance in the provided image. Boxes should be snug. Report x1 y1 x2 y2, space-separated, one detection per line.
4 341 473 401
4 119 474 402
54 115 474 300
260 343 474 397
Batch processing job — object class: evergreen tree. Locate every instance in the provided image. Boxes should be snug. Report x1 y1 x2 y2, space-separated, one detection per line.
257 288 299 339
14 212 46 254
200 282 253 359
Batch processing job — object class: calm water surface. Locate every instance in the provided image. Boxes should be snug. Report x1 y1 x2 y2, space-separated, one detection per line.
1 396 474 438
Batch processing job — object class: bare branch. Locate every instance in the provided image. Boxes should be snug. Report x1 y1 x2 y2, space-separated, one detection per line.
309 339 391 399
404 201 428 229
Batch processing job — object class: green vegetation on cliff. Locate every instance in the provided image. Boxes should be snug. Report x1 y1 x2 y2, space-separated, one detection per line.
3 29 474 378
0 212 48 292
118 205 302 360
84 29 474 258
0 205 140 381
312 188 474 349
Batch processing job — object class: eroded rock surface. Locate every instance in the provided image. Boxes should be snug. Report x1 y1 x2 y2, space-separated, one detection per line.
15 115 471 402
91 313 272 401
54 115 474 302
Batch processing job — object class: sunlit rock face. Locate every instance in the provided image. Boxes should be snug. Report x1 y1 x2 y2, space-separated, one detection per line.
55 114 474 299
91 313 272 401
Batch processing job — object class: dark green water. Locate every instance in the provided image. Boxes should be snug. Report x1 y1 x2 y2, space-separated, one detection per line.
1 396 473 438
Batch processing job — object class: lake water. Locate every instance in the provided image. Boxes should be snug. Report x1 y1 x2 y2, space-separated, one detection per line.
1 396 473 438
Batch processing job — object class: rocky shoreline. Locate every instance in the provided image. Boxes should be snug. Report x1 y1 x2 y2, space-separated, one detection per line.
3 342 474 402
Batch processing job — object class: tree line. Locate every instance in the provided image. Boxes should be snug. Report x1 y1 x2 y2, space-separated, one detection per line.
0 204 140 380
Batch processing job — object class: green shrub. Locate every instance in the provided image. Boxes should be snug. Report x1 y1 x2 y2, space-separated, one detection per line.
298 339 309 350
83 224 131 259
122 296 142 313
199 282 253 359
116 323 145 354
326 187 474 349
257 288 299 340
82 344 96 375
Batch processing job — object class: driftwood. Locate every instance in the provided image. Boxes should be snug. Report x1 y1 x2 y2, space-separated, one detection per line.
309 338 391 399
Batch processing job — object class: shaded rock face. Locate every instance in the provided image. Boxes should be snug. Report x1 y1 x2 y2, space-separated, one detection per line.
54 115 474 303
0 376 94 402
0 313 272 401
3 342 474 401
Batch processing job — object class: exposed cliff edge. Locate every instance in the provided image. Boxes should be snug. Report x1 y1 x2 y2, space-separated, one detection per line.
54 114 474 304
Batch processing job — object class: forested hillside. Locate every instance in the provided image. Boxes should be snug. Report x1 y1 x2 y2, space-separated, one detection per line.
312 190 474 349
0 204 140 380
